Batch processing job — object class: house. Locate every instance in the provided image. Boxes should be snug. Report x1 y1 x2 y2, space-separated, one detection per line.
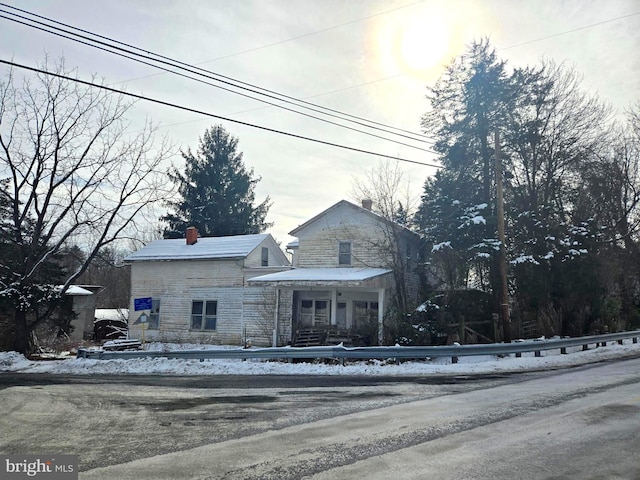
124 228 291 346
60 285 102 342
249 200 422 345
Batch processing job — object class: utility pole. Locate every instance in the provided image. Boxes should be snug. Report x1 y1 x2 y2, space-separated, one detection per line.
495 130 511 343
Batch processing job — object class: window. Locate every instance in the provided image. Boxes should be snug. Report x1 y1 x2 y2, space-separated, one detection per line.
191 300 218 331
338 242 351 265
299 299 331 327
148 298 161 329
353 300 379 328
261 247 269 266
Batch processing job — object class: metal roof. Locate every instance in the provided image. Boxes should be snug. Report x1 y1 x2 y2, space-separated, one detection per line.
124 234 270 262
249 267 391 283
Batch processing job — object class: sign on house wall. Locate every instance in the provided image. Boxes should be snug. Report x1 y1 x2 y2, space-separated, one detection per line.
134 297 152 311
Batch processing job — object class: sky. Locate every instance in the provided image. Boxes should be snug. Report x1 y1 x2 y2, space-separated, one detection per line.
1 0 639 246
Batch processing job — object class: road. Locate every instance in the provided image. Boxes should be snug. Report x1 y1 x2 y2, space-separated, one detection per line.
1 359 639 479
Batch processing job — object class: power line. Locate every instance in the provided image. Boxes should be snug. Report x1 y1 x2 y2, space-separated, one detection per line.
0 59 442 169
499 11 640 51
111 0 428 81
0 12 437 155
0 2 433 144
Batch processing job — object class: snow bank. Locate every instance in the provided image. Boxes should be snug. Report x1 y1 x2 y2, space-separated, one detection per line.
1 341 639 376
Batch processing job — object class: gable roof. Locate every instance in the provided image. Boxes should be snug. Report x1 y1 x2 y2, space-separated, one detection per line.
124 233 272 262
289 199 418 238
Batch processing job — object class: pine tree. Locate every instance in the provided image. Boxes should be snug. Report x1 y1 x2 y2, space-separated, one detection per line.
162 125 272 238
418 41 616 338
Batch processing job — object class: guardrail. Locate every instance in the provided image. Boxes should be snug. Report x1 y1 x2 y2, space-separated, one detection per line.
77 329 640 363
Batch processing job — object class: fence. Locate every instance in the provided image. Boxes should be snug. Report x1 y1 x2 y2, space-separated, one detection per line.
76 329 640 363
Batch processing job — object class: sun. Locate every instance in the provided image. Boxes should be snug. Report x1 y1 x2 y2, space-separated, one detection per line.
373 5 453 79
398 16 450 73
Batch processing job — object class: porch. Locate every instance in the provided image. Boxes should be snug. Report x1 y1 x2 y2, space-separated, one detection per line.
248 267 393 346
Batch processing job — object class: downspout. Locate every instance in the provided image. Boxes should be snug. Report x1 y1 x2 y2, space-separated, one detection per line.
239 257 245 347
272 287 280 347
378 288 385 345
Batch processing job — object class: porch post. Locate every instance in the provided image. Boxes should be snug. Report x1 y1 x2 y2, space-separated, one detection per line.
331 289 338 326
377 288 385 345
272 287 280 347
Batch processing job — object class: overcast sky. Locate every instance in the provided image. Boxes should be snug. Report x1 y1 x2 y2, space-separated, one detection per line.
1 0 639 245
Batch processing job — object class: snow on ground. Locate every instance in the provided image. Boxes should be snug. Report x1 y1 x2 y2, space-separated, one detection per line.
1 341 639 376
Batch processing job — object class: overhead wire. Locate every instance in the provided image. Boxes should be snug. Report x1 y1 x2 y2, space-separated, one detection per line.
0 59 442 169
498 11 640 51
2 3 630 167
108 0 428 82
0 2 434 145
0 11 438 155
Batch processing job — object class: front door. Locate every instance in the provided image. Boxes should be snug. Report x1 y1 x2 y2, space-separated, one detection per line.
336 302 347 329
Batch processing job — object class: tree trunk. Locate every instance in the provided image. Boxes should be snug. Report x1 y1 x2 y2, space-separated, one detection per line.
13 309 30 354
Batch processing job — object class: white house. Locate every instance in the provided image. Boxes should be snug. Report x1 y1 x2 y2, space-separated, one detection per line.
124 228 291 346
249 200 422 345
125 201 422 346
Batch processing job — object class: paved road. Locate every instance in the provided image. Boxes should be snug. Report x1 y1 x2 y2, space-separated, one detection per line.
0 371 515 472
2 360 639 479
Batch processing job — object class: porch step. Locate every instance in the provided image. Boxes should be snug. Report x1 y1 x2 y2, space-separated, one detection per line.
291 328 327 347
292 328 362 347
326 328 362 347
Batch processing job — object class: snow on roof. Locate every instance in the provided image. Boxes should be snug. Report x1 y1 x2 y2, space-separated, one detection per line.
249 267 392 283
288 200 418 238
55 285 94 296
124 234 270 262
94 309 129 322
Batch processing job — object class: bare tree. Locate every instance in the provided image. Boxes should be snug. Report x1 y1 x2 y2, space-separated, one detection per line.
351 159 423 340
351 159 418 225
0 58 174 353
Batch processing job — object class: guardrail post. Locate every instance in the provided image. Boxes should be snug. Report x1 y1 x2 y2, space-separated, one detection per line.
452 356 458 364
515 352 521 358
535 351 541 357
583 344 589 351
617 339 623 345
560 347 567 355
633 337 638 344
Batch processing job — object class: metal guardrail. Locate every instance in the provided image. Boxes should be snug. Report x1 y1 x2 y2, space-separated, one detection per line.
76 330 640 363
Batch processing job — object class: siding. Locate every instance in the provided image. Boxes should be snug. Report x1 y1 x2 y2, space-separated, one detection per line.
297 221 394 268
128 259 292 345
242 288 292 346
245 236 290 268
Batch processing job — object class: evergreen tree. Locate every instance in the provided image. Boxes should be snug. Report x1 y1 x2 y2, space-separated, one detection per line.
417 40 617 338
419 39 514 331
162 125 272 238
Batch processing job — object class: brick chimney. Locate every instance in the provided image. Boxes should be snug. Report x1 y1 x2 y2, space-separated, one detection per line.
186 226 198 245
361 199 373 211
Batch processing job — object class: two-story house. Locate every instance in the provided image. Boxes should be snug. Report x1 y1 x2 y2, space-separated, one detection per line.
249 199 421 345
124 228 291 346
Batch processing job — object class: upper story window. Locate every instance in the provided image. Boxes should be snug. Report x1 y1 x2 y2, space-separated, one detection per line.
261 247 269 266
338 242 352 266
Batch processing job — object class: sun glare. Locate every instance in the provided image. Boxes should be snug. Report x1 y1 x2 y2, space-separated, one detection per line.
373 5 455 80
399 16 450 72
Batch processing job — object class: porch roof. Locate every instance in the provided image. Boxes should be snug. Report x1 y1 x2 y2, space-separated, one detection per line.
248 267 392 287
